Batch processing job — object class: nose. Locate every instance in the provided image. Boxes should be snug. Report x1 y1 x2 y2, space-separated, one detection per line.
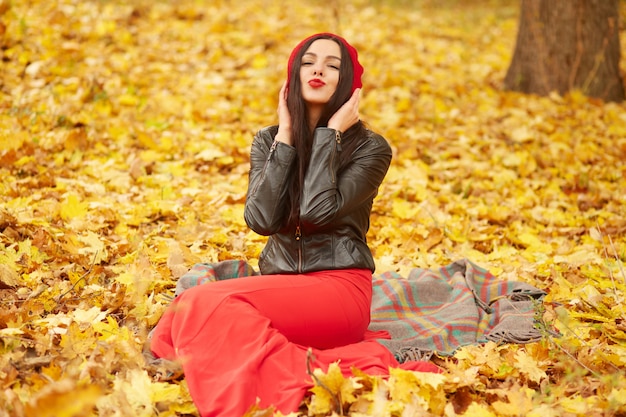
312 63 323 76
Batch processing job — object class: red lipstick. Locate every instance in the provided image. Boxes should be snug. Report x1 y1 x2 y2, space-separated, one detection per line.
308 78 326 88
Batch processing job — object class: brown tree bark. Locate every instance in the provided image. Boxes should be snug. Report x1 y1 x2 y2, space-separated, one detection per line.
504 0 625 102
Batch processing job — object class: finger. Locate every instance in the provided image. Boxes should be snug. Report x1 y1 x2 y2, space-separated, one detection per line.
351 88 361 104
353 90 361 121
347 89 360 112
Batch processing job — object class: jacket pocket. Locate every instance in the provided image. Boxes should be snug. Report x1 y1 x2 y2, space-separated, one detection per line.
338 238 371 269
258 241 275 273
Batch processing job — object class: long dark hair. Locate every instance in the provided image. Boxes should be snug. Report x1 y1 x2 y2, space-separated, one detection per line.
284 34 368 227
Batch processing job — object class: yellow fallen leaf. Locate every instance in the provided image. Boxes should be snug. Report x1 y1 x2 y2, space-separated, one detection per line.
72 306 107 325
515 232 553 254
388 367 446 413
150 380 182 404
527 404 559 417
392 198 419 220
607 387 626 406
118 93 139 106
0 327 25 336
514 349 547 383
0 263 19 287
76 231 108 264
463 402 498 417
167 239 188 278
308 362 361 414
491 387 534 416
111 369 153 415
560 395 595 414
60 194 88 221
24 379 102 417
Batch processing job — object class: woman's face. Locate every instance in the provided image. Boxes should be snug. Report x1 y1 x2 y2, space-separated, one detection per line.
299 39 341 108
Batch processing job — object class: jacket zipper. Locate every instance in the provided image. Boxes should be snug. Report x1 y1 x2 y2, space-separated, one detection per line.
330 130 341 183
295 224 302 273
250 139 278 195
268 139 279 158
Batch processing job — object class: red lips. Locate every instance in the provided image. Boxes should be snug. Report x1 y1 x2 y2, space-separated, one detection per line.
308 79 326 88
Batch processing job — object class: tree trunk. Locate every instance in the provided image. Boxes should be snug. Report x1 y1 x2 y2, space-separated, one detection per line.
504 0 625 102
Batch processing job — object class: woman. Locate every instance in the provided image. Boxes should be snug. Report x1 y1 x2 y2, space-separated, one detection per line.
150 33 439 417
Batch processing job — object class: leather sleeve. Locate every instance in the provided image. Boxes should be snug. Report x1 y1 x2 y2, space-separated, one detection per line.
244 127 296 236
300 128 392 228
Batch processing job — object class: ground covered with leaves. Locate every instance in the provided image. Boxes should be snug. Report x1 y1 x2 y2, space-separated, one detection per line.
1 0 625 416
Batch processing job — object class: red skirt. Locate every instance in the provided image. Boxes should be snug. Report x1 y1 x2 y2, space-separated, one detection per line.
150 269 440 416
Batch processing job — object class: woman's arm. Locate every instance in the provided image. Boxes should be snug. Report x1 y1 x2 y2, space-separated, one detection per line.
244 128 296 235
299 128 392 227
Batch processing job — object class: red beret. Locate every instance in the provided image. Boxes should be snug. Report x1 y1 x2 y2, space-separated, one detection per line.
287 33 363 94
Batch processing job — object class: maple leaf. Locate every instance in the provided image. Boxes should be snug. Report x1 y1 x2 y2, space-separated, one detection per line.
0 263 19 288
514 348 547 384
24 379 101 417
308 362 362 415
490 386 534 416
387 368 447 414
462 402 498 417
59 193 88 222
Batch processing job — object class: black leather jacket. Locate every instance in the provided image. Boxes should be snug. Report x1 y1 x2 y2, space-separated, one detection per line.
244 125 392 275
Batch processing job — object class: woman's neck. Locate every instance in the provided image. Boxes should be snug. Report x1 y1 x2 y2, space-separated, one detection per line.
307 105 323 131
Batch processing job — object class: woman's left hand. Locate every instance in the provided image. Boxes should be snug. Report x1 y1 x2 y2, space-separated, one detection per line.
275 81 293 145
328 88 361 133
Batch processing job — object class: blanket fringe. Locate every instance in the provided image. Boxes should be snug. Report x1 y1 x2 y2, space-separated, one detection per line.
486 329 544 344
395 347 434 363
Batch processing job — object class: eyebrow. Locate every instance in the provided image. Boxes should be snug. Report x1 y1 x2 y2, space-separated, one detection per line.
303 52 341 61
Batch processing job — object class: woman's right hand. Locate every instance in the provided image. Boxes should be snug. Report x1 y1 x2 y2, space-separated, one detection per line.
327 88 361 134
275 81 292 145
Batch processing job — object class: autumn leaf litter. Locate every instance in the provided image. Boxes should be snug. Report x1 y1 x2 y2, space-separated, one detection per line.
1 0 626 416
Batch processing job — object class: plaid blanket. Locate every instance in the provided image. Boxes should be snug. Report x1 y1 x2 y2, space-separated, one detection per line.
368 258 547 362
174 259 547 362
